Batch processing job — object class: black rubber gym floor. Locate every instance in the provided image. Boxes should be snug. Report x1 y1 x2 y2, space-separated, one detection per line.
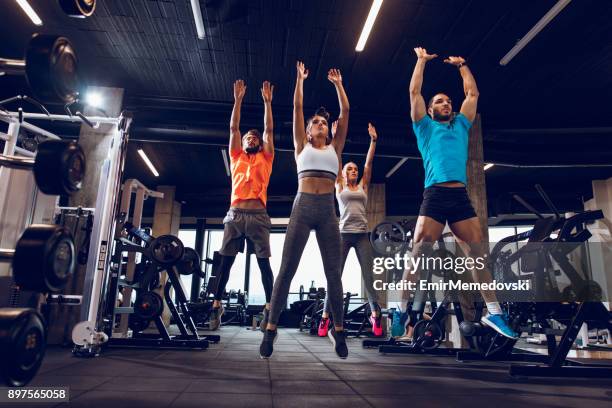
16 326 612 408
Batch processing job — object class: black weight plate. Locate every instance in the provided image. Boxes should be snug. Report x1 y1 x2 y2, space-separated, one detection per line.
413 320 444 350
59 0 97 18
134 291 163 320
25 34 79 104
370 222 407 256
128 315 150 334
177 247 201 276
13 225 75 293
149 235 185 265
34 140 86 195
0 308 46 387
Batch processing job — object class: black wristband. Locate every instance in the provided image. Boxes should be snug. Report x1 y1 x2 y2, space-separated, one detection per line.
458 62 467 68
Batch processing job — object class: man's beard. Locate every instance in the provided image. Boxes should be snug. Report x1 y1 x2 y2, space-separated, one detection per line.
245 145 260 154
433 111 452 122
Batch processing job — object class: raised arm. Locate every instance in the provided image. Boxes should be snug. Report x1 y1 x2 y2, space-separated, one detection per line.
261 80 274 155
360 122 378 192
293 61 308 157
229 79 246 155
410 47 437 122
328 68 350 155
444 56 479 122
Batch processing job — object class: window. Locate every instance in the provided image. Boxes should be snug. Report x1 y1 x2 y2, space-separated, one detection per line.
177 229 197 299
205 229 364 307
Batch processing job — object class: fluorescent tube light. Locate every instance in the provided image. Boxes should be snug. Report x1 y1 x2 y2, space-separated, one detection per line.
355 0 383 52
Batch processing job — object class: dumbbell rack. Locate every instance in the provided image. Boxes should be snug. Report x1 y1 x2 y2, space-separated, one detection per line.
105 225 220 350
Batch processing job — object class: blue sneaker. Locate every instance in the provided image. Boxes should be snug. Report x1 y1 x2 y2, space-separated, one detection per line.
391 311 408 337
481 314 519 339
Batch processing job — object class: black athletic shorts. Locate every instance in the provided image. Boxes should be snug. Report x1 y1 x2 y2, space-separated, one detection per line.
418 185 477 225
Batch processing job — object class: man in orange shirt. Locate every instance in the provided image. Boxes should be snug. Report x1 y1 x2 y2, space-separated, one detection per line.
209 79 275 331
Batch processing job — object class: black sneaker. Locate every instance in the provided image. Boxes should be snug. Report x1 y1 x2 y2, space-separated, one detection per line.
259 329 277 359
209 305 224 331
259 307 270 332
328 327 348 359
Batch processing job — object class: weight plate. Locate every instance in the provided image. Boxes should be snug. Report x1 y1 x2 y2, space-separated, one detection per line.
370 221 407 256
59 0 97 18
149 235 185 265
0 308 46 387
13 225 75 293
413 320 444 350
25 34 79 104
134 291 163 320
34 140 86 195
177 247 201 276
128 315 150 334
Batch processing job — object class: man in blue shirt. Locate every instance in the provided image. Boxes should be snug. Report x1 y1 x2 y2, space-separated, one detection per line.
401 47 517 339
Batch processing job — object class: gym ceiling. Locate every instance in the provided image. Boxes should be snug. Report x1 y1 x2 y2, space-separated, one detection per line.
1 0 611 219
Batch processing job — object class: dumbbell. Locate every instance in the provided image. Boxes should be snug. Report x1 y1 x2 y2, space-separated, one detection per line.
0 308 46 387
59 0 97 18
0 224 76 293
0 140 85 195
0 34 79 103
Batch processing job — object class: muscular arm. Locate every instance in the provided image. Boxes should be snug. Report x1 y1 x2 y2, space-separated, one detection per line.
261 81 274 155
409 59 427 122
410 48 437 123
229 80 246 155
458 65 479 122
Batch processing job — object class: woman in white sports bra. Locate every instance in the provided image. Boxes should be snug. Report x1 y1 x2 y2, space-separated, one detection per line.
260 61 350 359
318 122 382 337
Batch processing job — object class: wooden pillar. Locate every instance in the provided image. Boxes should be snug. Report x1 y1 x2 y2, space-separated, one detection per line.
152 186 182 324
453 114 487 343
466 114 489 242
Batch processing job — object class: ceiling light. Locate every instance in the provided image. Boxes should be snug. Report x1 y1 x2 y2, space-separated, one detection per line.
355 0 383 52
221 149 230 177
15 0 43 26
190 0 205 39
85 92 103 108
385 157 407 178
500 0 571 66
484 163 495 171
138 149 159 177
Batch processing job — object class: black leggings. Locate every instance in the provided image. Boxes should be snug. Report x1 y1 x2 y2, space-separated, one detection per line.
268 193 344 327
214 255 274 303
323 232 379 315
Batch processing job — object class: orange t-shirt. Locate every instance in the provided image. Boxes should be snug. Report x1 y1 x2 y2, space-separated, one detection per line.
230 149 274 207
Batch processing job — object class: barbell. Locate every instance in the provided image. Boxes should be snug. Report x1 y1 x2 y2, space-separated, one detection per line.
0 224 76 293
0 308 46 387
0 34 79 103
0 140 85 195
59 0 97 18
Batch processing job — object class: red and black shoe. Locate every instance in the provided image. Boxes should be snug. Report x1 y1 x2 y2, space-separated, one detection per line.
369 315 384 337
318 317 330 337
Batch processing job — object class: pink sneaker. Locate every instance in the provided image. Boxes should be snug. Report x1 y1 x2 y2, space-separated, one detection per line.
370 315 383 337
318 317 330 337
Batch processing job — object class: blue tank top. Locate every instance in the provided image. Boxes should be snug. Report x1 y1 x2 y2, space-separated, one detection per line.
412 113 472 188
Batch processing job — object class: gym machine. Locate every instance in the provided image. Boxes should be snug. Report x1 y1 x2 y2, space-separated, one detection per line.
457 187 612 377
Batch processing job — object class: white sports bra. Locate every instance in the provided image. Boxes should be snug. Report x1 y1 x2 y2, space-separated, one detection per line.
296 143 338 181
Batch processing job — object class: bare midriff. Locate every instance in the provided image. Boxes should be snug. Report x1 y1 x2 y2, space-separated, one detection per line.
233 198 265 209
298 177 335 194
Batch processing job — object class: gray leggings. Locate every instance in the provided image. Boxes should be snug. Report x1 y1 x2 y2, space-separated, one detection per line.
268 192 344 327
323 232 379 315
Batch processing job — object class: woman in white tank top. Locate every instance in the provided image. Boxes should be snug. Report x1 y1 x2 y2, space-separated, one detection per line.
318 123 383 337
